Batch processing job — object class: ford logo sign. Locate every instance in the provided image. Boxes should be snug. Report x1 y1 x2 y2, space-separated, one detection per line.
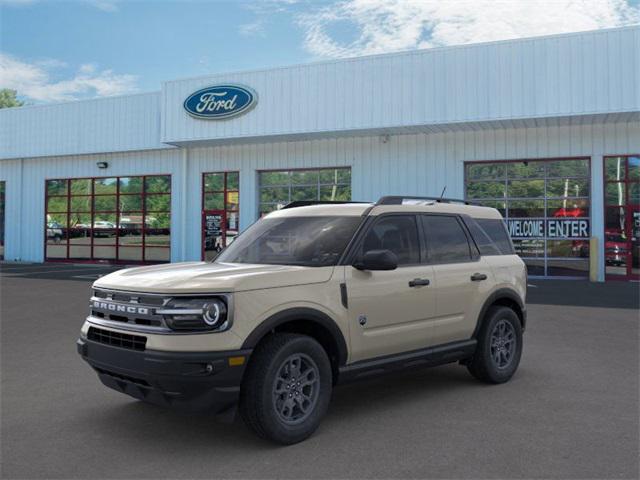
183 84 257 120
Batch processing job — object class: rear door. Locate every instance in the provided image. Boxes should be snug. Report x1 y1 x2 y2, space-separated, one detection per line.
420 214 493 345
345 214 436 362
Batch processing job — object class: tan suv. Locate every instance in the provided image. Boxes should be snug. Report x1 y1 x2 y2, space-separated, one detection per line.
77 196 527 444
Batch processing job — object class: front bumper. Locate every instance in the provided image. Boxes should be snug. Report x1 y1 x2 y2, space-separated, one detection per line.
77 337 251 414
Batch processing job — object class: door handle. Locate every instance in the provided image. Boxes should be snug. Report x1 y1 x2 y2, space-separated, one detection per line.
470 273 488 282
409 278 430 287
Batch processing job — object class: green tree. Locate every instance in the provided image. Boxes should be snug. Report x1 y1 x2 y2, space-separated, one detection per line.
0 89 24 109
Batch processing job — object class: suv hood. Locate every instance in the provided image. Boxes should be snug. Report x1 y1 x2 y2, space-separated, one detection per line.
93 262 335 294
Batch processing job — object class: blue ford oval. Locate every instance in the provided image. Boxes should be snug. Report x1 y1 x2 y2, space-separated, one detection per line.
184 85 257 119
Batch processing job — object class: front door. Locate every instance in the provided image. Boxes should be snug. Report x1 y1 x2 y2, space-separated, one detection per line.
202 171 240 261
604 156 639 280
345 215 436 362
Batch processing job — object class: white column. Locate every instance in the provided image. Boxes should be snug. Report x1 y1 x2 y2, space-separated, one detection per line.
180 148 189 262
239 168 257 231
590 155 605 282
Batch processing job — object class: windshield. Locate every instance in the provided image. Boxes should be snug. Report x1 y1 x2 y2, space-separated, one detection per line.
216 216 362 267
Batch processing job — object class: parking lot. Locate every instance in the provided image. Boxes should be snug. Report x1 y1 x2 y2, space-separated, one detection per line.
1 262 638 479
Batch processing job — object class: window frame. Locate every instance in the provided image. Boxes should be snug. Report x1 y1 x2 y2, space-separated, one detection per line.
348 213 424 268
201 171 240 261
464 157 591 277
257 167 352 216
602 154 640 280
44 174 171 264
419 213 479 265
465 216 516 256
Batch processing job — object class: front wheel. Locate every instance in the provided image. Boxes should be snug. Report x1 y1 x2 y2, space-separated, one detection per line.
467 306 523 384
239 333 332 445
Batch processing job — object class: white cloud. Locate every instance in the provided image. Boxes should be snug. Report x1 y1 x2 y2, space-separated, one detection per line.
86 0 119 12
298 0 640 58
239 19 266 36
0 53 138 102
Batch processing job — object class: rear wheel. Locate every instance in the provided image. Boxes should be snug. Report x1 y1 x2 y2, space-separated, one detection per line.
467 306 523 384
239 333 332 444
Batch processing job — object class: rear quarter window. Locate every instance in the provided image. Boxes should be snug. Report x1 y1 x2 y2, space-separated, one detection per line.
468 218 515 255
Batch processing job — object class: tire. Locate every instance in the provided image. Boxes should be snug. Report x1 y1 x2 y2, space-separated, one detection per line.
239 333 332 445
467 306 523 384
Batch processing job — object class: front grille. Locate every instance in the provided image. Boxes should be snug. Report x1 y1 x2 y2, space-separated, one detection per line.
87 326 147 351
90 288 169 331
93 289 165 306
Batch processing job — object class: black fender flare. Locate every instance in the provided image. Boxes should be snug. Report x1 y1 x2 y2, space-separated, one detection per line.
472 288 526 338
241 307 349 366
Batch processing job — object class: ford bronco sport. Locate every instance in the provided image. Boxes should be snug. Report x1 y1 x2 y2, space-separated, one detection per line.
77 196 527 444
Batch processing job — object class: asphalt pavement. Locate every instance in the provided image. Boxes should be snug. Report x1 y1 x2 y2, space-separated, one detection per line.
1 263 638 479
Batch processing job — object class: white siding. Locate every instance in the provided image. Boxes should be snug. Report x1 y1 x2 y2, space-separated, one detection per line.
0 159 22 261
0 149 183 262
187 121 638 284
162 27 639 145
1 124 637 280
0 92 168 160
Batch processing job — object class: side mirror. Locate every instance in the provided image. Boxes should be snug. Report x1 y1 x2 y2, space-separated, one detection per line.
353 249 398 271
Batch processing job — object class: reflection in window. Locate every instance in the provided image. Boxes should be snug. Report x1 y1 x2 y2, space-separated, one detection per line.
44 175 171 263
363 216 420 265
217 216 361 267
605 157 625 181
465 158 591 277
506 161 545 179
605 183 626 206
547 199 589 218
422 215 471 263
202 171 240 261
507 200 544 218
258 168 351 216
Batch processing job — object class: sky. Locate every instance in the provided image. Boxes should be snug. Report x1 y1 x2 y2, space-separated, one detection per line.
1 0 639 104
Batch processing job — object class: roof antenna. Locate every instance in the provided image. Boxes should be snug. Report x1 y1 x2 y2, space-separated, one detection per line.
439 186 447 202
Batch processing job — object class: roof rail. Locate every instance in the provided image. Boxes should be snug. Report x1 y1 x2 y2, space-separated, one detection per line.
376 195 475 206
281 200 370 209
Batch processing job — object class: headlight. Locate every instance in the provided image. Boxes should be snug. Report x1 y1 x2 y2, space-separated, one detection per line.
158 297 230 332
203 300 226 326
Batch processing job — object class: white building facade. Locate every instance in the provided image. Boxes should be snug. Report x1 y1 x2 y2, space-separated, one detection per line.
1 27 638 281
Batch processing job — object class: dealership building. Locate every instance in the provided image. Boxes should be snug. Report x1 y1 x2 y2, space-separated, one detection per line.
0 26 638 281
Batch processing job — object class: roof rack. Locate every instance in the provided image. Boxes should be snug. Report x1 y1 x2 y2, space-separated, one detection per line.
376 195 475 206
281 200 370 209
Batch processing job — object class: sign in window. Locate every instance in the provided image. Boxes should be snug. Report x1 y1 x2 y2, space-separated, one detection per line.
465 159 591 277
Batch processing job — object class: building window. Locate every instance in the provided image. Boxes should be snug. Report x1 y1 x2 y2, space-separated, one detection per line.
45 175 171 263
202 171 239 261
258 167 351 216
0 181 5 260
465 158 591 277
603 155 639 280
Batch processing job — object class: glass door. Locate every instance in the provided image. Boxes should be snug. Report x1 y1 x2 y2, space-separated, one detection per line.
202 172 239 261
604 156 639 280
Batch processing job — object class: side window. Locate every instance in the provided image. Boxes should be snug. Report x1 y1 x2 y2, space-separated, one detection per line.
360 215 420 266
476 218 515 255
465 218 501 256
422 215 472 263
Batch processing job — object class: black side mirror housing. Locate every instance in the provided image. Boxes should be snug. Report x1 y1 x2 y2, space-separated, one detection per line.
353 249 398 271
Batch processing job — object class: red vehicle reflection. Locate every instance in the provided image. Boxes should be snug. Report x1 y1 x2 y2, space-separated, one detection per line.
604 230 628 266
553 206 590 257
553 207 585 218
